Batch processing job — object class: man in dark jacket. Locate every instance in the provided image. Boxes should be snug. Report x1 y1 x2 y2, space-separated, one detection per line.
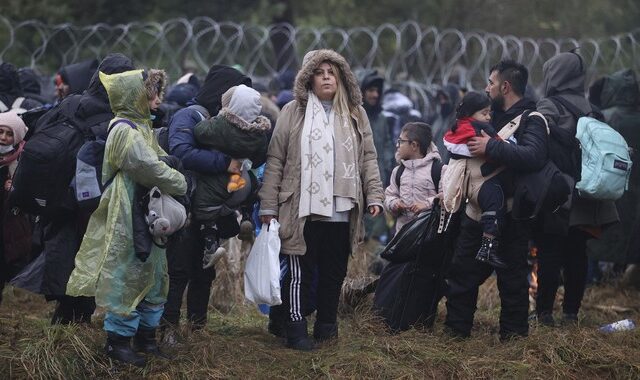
588 69 640 285
161 65 251 335
54 59 99 101
445 60 548 340
534 52 619 325
10 54 135 324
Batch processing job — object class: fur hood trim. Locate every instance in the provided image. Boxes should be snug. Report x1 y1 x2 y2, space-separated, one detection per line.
145 69 168 102
293 49 362 110
219 107 272 134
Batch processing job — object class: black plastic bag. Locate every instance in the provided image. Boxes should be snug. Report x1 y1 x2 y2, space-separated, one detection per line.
380 204 439 264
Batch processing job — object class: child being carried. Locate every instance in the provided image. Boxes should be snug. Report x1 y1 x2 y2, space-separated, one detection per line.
193 85 272 268
442 91 513 269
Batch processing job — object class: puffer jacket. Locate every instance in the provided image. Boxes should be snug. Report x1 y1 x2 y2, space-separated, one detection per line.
169 65 251 175
259 49 384 256
384 143 441 231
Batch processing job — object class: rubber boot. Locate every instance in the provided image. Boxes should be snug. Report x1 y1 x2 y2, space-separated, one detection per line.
104 332 146 367
133 327 172 359
313 322 338 343
285 320 315 351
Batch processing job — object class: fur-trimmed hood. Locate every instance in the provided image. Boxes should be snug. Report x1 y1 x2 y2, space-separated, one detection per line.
218 107 271 134
144 69 168 102
293 49 362 110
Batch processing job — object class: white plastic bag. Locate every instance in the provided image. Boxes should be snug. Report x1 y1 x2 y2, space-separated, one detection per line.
244 219 282 306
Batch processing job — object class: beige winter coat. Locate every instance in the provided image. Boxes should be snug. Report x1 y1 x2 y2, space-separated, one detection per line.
258 49 385 255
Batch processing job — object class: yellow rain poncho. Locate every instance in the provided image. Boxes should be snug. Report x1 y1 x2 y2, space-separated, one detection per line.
66 70 187 315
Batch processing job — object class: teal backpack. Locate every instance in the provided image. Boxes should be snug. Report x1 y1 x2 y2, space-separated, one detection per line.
575 116 632 200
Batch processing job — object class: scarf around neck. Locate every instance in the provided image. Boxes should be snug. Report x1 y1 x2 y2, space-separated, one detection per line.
0 141 24 170
299 91 358 218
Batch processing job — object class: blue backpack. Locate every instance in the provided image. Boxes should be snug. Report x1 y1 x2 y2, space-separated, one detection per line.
575 116 632 200
73 118 137 210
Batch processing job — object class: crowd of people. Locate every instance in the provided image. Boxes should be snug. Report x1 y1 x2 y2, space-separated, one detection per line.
0 48 638 366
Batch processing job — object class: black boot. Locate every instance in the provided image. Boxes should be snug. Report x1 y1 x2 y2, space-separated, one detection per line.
133 327 172 359
105 332 146 367
268 317 287 339
313 322 338 343
475 236 507 269
268 305 287 338
285 320 315 351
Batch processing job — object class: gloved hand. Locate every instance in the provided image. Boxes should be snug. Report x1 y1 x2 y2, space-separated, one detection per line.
136 251 151 263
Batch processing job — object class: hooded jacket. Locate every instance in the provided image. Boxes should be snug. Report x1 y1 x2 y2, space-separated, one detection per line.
169 65 251 175
0 63 41 112
360 70 395 186
384 143 441 231
588 69 640 263
57 59 99 97
12 54 137 298
66 70 186 314
258 49 384 255
17 68 49 106
537 52 618 232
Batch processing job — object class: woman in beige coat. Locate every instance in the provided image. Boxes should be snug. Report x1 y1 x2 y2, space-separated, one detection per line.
259 49 384 350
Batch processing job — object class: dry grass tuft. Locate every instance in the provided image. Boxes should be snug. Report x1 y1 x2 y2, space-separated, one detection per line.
3 237 640 379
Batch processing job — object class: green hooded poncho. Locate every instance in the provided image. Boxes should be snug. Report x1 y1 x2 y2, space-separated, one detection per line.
66 70 187 314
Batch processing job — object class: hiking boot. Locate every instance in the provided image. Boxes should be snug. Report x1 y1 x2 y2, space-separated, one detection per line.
105 332 146 367
475 236 507 269
202 236 226 269
285 320 315 351
537 312 555 327
313 322 338 343
133 327 172 359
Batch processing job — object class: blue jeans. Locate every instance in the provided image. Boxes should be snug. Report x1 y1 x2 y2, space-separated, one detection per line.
104 301 164 337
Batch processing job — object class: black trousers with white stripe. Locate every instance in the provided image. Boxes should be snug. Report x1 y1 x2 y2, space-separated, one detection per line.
280 221 351 324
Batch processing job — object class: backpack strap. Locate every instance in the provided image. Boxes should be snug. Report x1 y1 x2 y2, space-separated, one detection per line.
394 158 443 191
103 119 138 187
11 97 25 109
109 118 138 133
431 159 443 189
394 163 405 189
188 104 210 120
549 95 586 121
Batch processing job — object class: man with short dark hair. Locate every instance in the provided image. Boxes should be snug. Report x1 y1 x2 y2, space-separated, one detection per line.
445 60 548 340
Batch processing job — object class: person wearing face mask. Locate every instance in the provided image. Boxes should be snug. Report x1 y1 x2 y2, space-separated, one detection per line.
0 110 32 304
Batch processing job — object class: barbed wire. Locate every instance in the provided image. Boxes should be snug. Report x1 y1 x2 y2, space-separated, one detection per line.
1 17 638 115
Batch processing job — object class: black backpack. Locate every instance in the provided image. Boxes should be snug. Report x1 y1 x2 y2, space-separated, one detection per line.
9 95 110 217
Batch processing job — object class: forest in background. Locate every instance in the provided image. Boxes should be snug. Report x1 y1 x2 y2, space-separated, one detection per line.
2 0 639 38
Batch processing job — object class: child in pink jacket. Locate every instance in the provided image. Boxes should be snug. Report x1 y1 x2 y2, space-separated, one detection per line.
385 122 442 233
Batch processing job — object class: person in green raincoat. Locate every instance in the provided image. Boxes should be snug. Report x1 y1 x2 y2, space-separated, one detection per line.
66 69 186 367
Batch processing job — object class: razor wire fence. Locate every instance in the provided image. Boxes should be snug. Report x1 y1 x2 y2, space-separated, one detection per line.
1 17 639 115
